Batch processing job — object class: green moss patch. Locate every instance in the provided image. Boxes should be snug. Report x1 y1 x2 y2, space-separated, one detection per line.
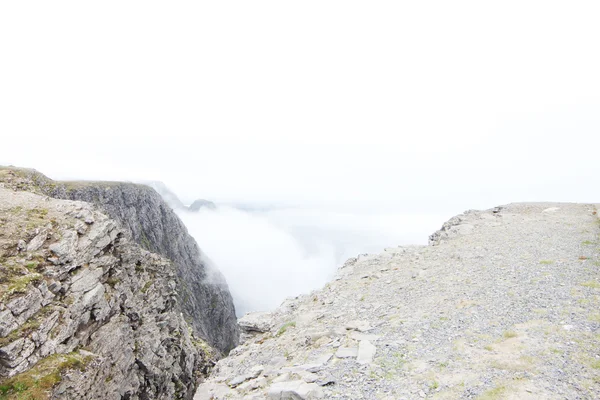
0 351 94 400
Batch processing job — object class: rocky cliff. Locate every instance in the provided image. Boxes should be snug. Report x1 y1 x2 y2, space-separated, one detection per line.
1 168 238 355
0 167 237 399
195 203 600 399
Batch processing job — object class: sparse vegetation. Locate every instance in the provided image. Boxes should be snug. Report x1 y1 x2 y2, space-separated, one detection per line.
276 321 296 336
1 273 42 301
0 306 54 348
106 277 120 287
588 313 600 322
477 385 507 399
581 281 600 289
141 280 153 293
503 331 518 339
539 260 553 265
0 351 93 400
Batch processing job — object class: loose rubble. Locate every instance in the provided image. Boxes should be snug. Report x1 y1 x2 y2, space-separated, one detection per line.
196 202 600 399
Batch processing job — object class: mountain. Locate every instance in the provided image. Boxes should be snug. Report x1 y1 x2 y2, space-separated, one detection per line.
0 166 239 399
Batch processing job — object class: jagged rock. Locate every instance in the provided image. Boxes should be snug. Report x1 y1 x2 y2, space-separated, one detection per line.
70 267 104 293
26 229 48 252
7 288 42 319
49 230 78 264
44 177 238 353
0 310 18 337
16 240 26 252
0 172 221 399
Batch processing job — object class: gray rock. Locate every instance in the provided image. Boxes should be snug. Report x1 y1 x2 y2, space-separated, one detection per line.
188 199 217 212
7 287 42 320
335 347 358 358
0 172 222 399
0 310 19 337
46 179 239 353
356 340 376 364
26 229 48 252
268 380 324 399
228 365 264 388
70 267 104 293
345 320 372 332
239 312 274 334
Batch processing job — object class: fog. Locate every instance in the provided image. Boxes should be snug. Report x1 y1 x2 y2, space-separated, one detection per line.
177 205 446 315
1 2 599 314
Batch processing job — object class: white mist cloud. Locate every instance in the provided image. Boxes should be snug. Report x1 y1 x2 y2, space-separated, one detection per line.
177 205 446 315
0 1 599 314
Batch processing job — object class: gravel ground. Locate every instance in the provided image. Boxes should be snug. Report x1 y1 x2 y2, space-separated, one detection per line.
195 203 600 400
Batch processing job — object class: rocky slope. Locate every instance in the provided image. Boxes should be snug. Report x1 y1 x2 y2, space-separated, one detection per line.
195 203 600 399
0 177 209 398
1 168 238 354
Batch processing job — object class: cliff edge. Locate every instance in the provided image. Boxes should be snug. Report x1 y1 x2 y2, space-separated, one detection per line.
0 177 208 398
0 167 238 355
196 202 600 399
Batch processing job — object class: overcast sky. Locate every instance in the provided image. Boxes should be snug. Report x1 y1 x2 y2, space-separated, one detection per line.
1 1 599 214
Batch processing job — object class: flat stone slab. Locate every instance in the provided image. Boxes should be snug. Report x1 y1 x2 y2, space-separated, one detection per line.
357 340 376 364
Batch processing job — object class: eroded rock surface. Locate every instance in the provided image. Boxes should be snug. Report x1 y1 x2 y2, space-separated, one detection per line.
1 167 238 354
0 169 222 399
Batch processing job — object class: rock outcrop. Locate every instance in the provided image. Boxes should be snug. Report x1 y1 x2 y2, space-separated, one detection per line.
0 178 211 398
195 203 600 399
0 168 239 354
188 199 217 212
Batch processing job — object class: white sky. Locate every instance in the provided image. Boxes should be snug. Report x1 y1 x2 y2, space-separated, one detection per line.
1 1 599 214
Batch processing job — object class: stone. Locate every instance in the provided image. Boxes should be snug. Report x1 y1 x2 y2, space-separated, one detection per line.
70 267 104 293
268 380 324 399
228 365 264 387
48 230 78 264
316 375 336 386
239 312 274 333
17 240 26 251
7 287 42 320
357 340 376 364
26 229 48 252
345 320 372 332
0 310 19 337
335 347 358 358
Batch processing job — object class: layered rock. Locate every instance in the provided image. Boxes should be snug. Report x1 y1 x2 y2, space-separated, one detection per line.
1 167 238 354
0 183 210 399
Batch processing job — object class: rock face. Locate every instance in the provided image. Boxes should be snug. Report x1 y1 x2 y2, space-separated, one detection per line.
195 202 600 399
0 180 212 399
6 168 238 354
188 199 217 212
